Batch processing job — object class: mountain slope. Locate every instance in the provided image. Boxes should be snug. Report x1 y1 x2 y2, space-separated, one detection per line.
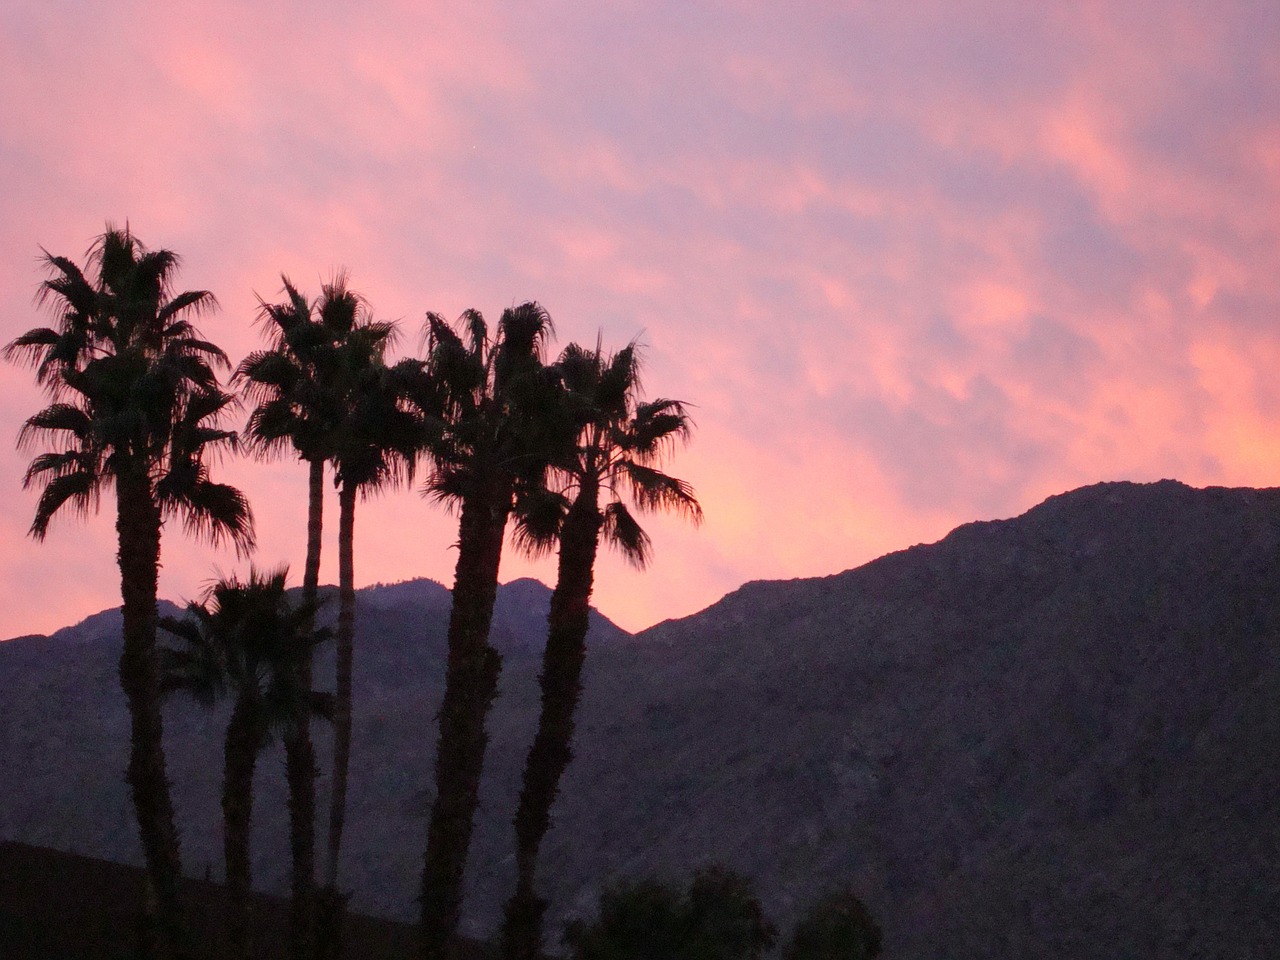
534 480 1280 956
2 480 1278 958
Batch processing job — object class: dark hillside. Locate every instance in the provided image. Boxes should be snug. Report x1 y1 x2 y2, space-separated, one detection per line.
549 480 1280 957
3 481 1278 957
0 840 480 959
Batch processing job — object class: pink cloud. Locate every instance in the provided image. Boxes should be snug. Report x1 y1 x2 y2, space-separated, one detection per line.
1 1 1277 638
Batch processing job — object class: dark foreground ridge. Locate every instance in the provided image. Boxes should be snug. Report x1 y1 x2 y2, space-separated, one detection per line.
0 840 491 959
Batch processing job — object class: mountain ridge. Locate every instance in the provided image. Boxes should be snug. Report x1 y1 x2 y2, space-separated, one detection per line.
3 479 1278 958
5 576 629 652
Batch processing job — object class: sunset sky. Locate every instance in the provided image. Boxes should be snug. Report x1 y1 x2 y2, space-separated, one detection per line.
1 1 1277 639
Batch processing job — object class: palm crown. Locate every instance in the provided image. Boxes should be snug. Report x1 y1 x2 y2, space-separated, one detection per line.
237 275 391 463
7 226 252 548
420 302 563 510
160 568 333 740
238 273 425 497
546 340 702 563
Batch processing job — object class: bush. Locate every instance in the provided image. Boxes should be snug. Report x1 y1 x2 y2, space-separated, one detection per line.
782 889 882 960
683 866 777 960
563 877 685 960
562 866 775 960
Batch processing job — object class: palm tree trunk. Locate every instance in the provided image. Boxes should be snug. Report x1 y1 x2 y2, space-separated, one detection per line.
419 486 510 960
502 489 601 960
285 456 323 960
325 480 357 891
224 698 260 960
302 457 325 605
116 471 184 960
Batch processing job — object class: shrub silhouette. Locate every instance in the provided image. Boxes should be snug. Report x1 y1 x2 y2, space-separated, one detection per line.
562 866 775 960
682 866 778 960
782 889 882 960
563 877 686 960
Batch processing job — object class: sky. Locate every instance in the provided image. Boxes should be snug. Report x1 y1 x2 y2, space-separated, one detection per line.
0 1 1277 639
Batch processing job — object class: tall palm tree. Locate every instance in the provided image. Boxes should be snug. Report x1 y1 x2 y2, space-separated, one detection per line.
160 568 333 960
238 274 424 946
417 303 565 960
235 274 369 960
5 226 254 959
324 316 427 903
502 341 701 960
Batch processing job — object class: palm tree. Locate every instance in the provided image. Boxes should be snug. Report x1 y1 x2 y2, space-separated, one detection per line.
323 313 427 902
235 274 365 959
160 568 333 960
5 226 254 959
417 303 564 960
502 341 701 960
239 275 424 947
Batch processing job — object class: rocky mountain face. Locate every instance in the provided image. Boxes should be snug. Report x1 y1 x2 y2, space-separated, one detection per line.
3 481 1279 958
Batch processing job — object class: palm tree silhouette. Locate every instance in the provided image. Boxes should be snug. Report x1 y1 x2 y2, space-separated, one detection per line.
235 274 358 959
160 568 333 960
501 340 701 960
241 275 424 952
5 225 254 959
417 303 565 959
323 300 426 901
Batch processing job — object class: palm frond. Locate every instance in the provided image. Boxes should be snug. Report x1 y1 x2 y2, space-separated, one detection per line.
3 327 61 366
159 614 226 706
596 342 642 414
422 467 472 510
601 500 652 569
423 312 464 355
234 349 302 395
624 400 695 460
156 288 220 327
163 332 228 368
22 449 97 484
511 486 568 558
168 478 256 556
28 469 99 539
242 401 303 457
620 461 703 522
18 403 96 446
497 302 554 358
458 308 488 356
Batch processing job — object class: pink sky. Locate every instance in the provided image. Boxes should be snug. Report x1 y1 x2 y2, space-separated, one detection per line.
1 1 1277 638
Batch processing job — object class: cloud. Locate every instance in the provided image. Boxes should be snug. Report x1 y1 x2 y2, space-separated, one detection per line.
0 1 1277 636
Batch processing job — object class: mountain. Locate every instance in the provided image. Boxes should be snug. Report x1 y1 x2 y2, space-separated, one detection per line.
0 576 626 923
47 599 185 646
2 480 1278 958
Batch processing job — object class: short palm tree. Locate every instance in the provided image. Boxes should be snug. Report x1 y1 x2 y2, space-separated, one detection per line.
5 226 253 959
160 568 333 960
502 341 701 960
418 303 565 960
